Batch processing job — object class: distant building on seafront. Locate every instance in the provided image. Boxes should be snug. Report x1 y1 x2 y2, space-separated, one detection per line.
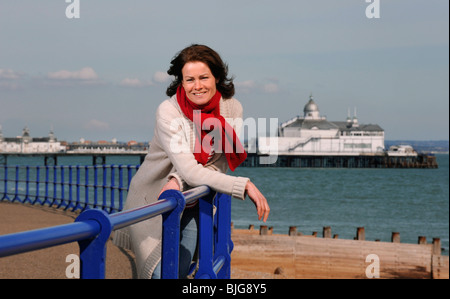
66 138 149 154
0 125 149 155
0 126 66 153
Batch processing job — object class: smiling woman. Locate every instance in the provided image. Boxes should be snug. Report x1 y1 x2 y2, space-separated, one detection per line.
113 44 270 279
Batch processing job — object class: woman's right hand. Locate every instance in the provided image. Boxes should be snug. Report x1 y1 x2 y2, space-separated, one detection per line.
245 181 270 222
158 177 181 198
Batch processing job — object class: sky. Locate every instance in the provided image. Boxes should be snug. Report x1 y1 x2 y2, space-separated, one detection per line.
0 0 448 142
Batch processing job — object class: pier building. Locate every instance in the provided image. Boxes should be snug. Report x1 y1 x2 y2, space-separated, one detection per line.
0 126 66 154
248 95 385 156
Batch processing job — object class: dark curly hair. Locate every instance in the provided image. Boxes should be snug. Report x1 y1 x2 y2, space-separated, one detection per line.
166 44 235 99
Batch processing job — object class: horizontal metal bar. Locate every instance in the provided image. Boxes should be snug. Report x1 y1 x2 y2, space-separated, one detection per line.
0 220 100 258
110 198 177 230
183 185 211 205
0 185 214 264
110 186 211 230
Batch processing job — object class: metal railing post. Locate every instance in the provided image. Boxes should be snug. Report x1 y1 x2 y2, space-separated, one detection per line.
57 166 65 209
75 208 113 279
159 189 186 279
213 193 233 279
12 166 19 202
24 166 32 204
195 192 217 279
1 165 10 201
110 165 116 213
32 166 42 205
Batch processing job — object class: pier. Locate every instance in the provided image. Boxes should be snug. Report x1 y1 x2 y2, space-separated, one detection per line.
0 152 147 166
1 152 439 168
242 153 438 168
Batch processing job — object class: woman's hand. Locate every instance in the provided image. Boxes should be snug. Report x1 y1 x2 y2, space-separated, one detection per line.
245 181 270 222
158 177 181 197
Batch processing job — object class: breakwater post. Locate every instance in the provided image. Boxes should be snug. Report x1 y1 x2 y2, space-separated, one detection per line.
356 227 365 240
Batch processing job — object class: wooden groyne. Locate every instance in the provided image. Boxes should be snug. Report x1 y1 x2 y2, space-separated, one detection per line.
230 224 448 279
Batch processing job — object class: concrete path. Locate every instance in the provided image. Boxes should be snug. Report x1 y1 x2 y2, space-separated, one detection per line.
0 202 136 279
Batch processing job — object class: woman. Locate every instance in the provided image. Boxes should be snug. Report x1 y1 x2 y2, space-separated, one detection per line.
113 44 270 279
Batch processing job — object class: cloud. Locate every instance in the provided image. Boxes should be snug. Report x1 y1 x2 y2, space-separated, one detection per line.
0 69 22 80
0 68 24 90
47 67 99 80
263 83 279 93
119 71 172 88
235 79 280 94
235 80 256 93
153 71 172 83
119 78 154 87
83 119 110 131
236 80 256 89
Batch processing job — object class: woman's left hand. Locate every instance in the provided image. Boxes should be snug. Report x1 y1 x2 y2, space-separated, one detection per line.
245 181 270 222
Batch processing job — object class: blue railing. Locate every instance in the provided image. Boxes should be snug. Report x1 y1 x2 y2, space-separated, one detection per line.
0 164 139 213
0 165 233 279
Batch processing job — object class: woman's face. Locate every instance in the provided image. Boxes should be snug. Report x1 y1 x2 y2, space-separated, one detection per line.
182 61 218 106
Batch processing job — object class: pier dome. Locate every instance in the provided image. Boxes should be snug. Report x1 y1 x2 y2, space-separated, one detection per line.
303 95 320 119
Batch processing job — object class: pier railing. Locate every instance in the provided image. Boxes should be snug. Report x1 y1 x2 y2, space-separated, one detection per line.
0 164 233 279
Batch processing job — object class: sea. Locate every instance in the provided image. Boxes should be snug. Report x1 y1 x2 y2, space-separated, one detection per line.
2 154 449 254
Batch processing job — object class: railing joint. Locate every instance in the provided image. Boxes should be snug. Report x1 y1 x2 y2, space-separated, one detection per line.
75 208 113 279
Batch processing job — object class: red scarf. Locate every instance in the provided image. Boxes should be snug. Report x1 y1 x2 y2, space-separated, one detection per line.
176 86 247 171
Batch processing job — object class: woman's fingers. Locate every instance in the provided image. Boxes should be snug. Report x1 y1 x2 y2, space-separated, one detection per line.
258 192 270 222
158 177 181 197
246 181 270 222
258 191 269 221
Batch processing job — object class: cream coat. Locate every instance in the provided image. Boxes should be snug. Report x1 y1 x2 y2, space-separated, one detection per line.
113 95 249 278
